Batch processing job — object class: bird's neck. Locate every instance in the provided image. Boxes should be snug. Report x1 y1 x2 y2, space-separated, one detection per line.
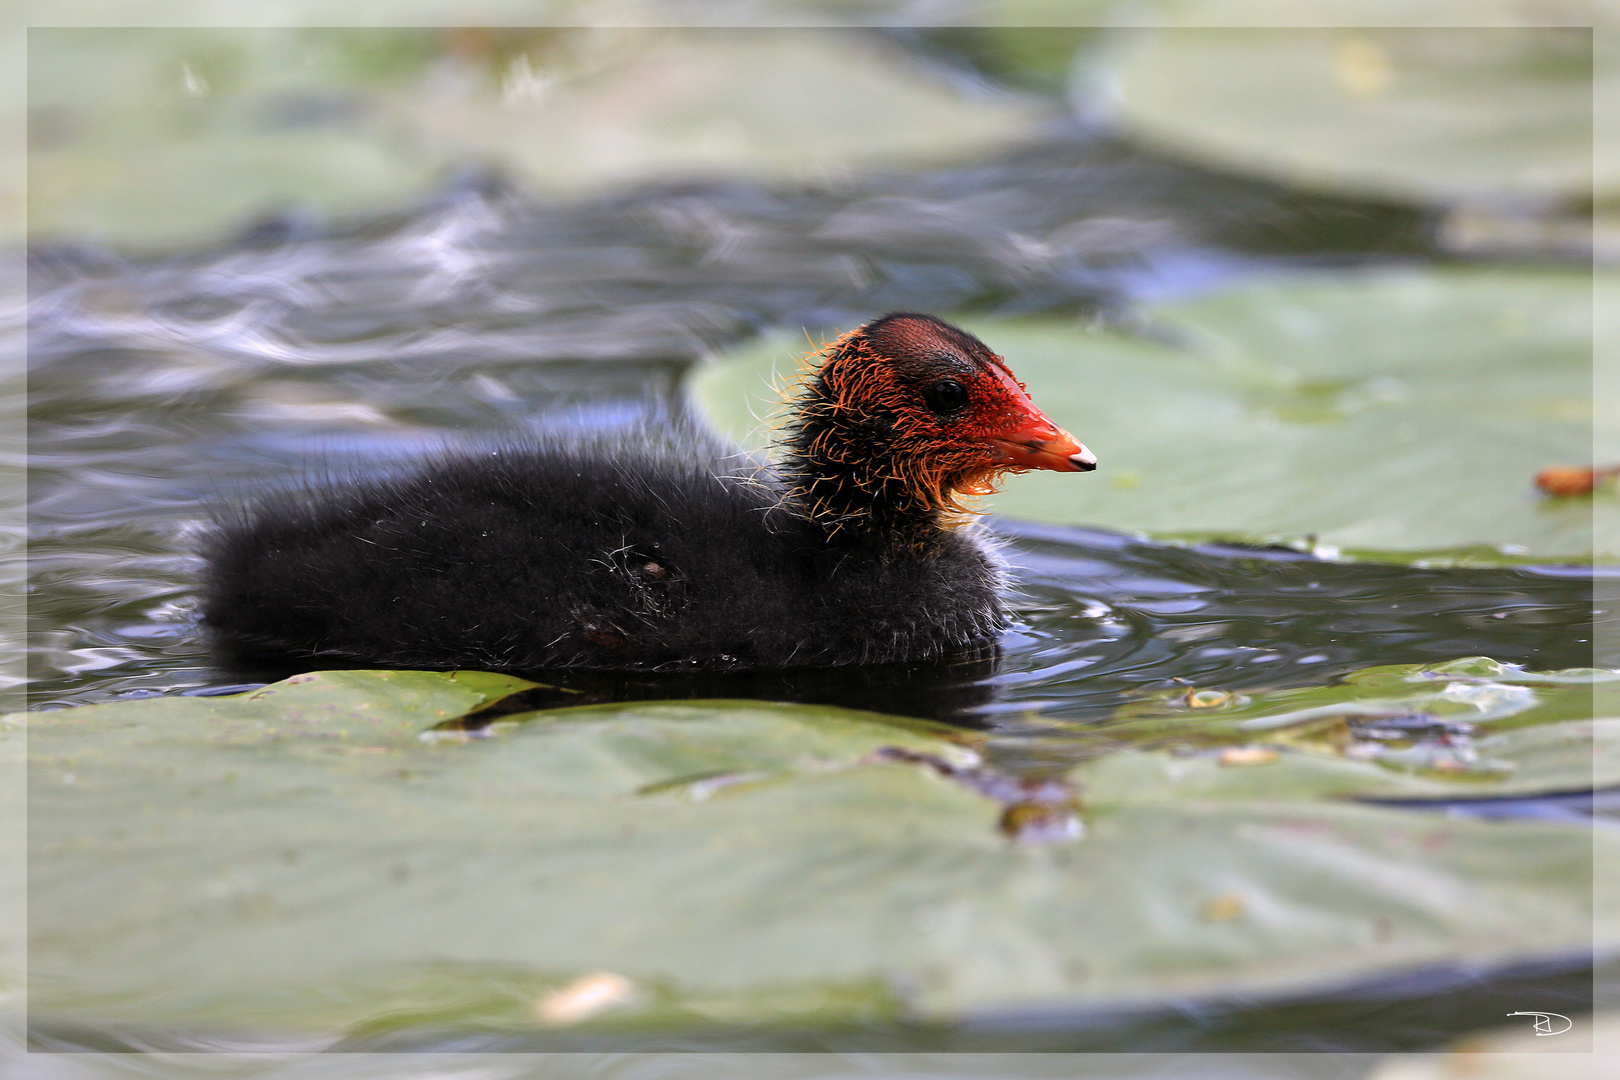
778 368 956 552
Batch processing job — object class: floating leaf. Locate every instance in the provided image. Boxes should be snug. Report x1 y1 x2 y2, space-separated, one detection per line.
1112 23 1607 203
27 26 1044 249
19 669 1611 1044
1096 658 1615 795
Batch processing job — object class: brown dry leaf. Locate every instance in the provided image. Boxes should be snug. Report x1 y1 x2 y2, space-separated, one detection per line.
1535 465 1620 497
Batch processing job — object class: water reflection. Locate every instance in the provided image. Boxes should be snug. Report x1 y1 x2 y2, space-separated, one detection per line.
230 649 1006 729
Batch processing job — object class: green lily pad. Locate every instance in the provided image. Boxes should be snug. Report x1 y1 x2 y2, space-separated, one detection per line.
1086 658 1615 797
689 267 1606 561
1112 23 1607 203
26 26 1045 249
20 669 1611 1042
26 28 450 249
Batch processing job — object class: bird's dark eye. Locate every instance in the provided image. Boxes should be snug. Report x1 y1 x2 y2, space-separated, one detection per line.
922 378 970 416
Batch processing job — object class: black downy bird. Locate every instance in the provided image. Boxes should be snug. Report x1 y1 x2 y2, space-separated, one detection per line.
202 313 1096 672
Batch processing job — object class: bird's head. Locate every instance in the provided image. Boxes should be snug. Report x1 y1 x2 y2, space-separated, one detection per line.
784 313 1095 522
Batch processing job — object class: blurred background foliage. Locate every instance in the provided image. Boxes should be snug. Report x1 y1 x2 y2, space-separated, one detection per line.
19 11 1609 253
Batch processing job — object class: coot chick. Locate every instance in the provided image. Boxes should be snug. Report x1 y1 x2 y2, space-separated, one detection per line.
203 313 1095 671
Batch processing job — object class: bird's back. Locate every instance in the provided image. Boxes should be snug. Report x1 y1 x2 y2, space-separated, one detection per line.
202 440 1005 672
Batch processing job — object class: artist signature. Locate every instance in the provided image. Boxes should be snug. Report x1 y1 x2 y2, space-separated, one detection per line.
1506 1011 1573 1036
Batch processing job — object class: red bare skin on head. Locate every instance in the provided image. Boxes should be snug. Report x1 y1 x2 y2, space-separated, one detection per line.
785 314 1088 523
